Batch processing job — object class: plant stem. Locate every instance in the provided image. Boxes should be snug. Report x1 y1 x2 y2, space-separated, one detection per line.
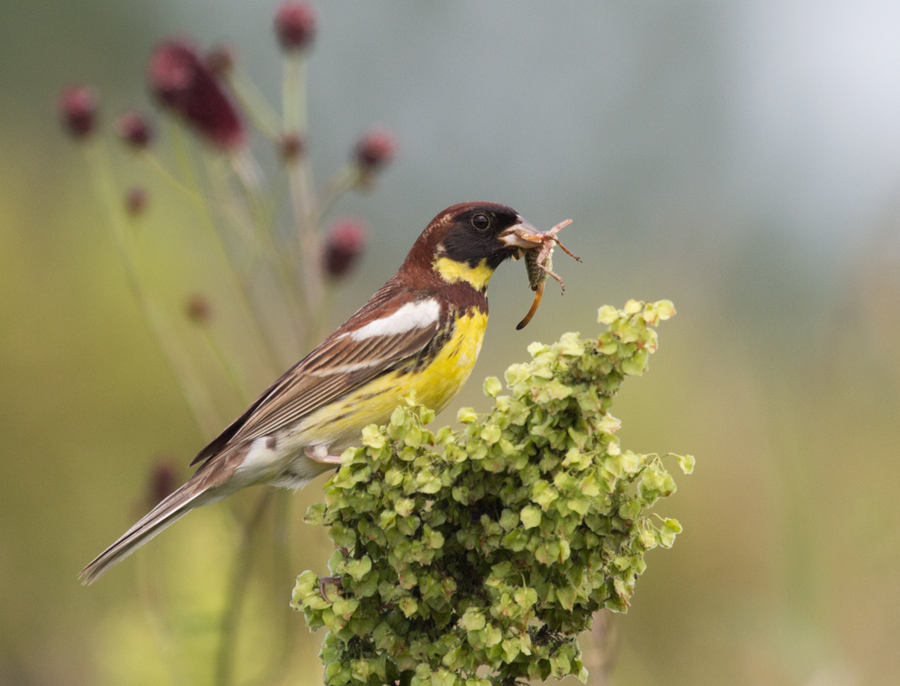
282 53 305 133
282 53 325 342
230 151 309 341
246 490 296 686
201 326 251 405
227 70 282 141
135 547 190 686
83 141 221 439
140 150 207 207
315 165 362 226
215 489 273 686
168 121 284 376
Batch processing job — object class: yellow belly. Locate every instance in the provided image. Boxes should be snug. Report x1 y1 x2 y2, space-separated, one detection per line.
296 309 488 449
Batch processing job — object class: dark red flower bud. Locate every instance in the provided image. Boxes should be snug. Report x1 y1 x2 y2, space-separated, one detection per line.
124 188 148 216
185 293 212 324
59 86 97 140
279 132 305 162
324 218 368 279
206 45 235 76
117 110 154 149
148 41 245 150
354 129 396 174
147 459 177 508
274 3 317 52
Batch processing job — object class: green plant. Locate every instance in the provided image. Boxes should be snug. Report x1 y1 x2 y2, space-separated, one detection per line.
294 300 693 686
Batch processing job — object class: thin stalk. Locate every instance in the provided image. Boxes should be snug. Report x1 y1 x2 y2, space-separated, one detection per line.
135 547 190 686
203 157 304 365
83 142 221 438
140 150 207 208
313 280 337 344
204 157 265 268
214 490 274 686
282 53 325 338
288 159 323 324
168 121 283 376
226 70 282 141
246 490 296 686
282 54 305 133
315 165 362 226
230 152 309 339
200 325 252 405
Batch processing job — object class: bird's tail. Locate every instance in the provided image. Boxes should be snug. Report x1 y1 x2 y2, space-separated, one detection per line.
79 476 216 585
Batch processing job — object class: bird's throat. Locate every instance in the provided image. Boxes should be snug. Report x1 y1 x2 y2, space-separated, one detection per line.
432 256 494 292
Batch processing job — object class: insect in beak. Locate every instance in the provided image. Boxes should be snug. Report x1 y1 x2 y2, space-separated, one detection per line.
513 219 581 330
499 217 545 254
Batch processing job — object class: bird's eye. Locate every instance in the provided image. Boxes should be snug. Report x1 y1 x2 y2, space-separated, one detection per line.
471 213 491 231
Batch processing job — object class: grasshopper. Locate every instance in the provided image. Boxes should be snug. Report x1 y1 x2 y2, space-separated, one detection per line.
511 219 580 329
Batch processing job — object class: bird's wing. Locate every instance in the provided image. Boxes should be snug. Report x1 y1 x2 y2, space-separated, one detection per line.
190 289 441 466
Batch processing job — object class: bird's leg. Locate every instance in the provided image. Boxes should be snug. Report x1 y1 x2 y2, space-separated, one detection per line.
305 444 343 464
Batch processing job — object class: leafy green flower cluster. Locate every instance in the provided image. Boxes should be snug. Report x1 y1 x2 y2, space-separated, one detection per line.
293 300 692 686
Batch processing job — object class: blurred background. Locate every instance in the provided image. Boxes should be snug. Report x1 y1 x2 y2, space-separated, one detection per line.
3 1 900 685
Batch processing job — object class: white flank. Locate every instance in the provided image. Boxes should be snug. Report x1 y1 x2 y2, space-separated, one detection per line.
349 298 440 341
236 436 281 479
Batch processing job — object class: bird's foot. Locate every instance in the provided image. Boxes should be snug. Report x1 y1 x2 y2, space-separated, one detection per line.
305 445 343 465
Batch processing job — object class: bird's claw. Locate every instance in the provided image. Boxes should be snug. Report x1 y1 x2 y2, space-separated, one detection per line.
305 445 343 465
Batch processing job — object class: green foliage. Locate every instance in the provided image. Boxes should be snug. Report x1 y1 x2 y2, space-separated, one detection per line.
293 300 691 686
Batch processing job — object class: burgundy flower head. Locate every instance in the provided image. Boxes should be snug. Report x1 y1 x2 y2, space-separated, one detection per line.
185 293 213 324
125 188 149 216
205 45 235 76
147 461 177 508
324 218 368 279
117 110 154 149
354 129 396 173
148 41 245 150
279 132 305 161
59 86 98 139
274 3 317 52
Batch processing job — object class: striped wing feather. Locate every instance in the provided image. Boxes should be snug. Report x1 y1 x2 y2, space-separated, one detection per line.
190 290 440 467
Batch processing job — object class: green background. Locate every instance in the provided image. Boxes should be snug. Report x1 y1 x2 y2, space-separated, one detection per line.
3 2 899 685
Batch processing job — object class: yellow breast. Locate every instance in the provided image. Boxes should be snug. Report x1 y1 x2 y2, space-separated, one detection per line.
408 308 487 412
297 309 488 450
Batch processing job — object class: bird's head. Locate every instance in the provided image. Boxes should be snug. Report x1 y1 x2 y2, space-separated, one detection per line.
401 202 543 292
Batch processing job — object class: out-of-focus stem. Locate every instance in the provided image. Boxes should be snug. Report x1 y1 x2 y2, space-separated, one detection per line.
136 547 190 686
140 151 206 207
246 491 296 686
214 490 273 686
288 160 323 325
168 122 283 376
226 70 281 141
583 611 617 686
231 152 307 318
282 53 325 340
83 142 221 439
204 157 264 269
315 165 362 225
226 154 307 360
282 54 305 133
201 326 251 405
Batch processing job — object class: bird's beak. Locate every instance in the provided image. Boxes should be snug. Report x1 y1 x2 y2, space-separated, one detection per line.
499 217 544 249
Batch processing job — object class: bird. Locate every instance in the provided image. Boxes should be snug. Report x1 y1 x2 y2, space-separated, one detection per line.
80 201 547 584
